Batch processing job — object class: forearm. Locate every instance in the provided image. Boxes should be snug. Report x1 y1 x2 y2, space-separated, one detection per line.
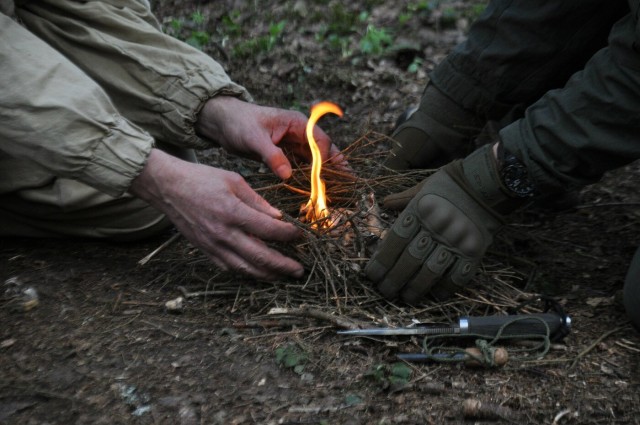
16 0 251 149
129 149 178 208
0 14 152 198
500 14 640 193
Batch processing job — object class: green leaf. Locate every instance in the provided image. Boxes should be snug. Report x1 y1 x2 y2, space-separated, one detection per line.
170 18 183 32
390 362 412 380
344 394 363 406
191 10 205 25
359 24 393 56
275 344 308 373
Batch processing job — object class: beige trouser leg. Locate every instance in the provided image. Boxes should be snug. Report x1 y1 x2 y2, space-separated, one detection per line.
0 178 171 241
0 146 196 241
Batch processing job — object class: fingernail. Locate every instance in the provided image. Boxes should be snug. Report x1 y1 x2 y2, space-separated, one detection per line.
276 164 291 179
293 267 304 278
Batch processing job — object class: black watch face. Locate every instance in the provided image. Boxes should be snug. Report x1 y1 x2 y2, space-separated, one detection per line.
502 163 535 197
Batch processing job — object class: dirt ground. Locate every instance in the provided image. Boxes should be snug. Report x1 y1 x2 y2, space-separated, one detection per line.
2 1 640 424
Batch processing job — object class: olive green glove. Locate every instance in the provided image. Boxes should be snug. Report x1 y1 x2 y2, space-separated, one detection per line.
366 144 524 303
384 84 483 170
383 122 504 211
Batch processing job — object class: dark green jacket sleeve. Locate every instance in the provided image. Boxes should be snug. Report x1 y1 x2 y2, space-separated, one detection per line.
500 10 640 192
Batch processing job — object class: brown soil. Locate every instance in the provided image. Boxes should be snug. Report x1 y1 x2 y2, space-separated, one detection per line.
2 1 640 424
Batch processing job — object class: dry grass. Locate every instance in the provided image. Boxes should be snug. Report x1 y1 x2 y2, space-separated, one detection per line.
183 132 544 329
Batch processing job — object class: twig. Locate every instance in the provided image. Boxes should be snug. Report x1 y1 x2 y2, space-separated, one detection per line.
139 320 180 339
574 201 640 209
232 319 305 329
552 408 573 424
570 325 628 369
177 285 239 298
462 398 517 422
138 232 181 266
288 402 356 414
243 325 332 340
267 305 366 330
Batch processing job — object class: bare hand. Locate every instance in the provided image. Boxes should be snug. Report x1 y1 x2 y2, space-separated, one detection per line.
195 96 345 179
130 149 304 280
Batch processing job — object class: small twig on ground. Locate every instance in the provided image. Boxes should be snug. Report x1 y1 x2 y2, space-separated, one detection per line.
288 403 356 414
177 285 239 298
138 232 181 266
243 325 332 340
570 325 629 369
232 319 306 329
552 408 573 425
462 398 517 422
139 319 180 339
267 305 366 330
574 201 640 209
615 339 640 353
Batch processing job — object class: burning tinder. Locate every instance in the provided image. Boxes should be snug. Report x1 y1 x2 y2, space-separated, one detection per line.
301 101 343 229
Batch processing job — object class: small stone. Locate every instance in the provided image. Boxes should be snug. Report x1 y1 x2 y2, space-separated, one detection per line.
1 338 16 348
165 296 184 313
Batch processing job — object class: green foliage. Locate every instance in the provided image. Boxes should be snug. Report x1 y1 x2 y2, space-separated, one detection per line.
315 4 358 57
233 20 287 58
465 2 488 21
324 33 353 58
163 10 212 51
275 344 308 374
407 57 424 73
440 6 459 26
359 24 393 56
191 10 205 25
364 362 412 390
170 18 182 33
316 5 373 58
400 0 487 28
408 0 440 14
221 11 242 37
328 3 361 36
344 394 363 406
186 31 210 50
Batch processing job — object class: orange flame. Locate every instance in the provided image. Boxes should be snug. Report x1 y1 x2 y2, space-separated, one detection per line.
302 101 343 229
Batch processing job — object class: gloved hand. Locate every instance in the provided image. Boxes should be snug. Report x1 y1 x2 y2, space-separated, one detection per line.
366 143 526 303
384 84 483 170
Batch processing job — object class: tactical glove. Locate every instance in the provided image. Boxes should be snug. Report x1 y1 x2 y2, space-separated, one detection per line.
367 143 528 303
384 84 483 170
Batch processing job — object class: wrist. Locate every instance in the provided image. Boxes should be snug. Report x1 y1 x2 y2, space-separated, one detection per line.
460 143 532 214
195 95 242 142
130 148 175 203
495 142 536 198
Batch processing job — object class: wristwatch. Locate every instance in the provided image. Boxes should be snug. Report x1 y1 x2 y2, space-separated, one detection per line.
497 143 536 198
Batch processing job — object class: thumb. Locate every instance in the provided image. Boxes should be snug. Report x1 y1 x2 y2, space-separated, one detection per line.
262 145 292 179
383 180 427 210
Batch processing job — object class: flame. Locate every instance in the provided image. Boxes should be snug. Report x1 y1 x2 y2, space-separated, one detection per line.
302 101 343 229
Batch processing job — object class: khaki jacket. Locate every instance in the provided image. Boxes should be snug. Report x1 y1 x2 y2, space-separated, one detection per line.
0 0 251 197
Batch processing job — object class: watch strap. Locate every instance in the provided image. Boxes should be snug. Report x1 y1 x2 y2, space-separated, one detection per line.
461 144 529 214
497 143 537 198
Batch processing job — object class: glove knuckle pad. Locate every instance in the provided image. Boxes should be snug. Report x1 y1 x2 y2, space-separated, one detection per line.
417 194 487 257
392 212 420 238
449 259 477 285
407 231 434 259
426 245 453 274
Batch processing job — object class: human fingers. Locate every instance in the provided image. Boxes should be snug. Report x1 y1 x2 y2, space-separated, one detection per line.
232 195 302 242
230 173 287 220
211 230 304 279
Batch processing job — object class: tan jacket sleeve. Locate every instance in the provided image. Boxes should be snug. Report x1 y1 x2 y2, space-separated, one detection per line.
15 0 252 149
0 13 154 198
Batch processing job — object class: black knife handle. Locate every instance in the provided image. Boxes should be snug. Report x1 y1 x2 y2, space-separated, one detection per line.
462 313 569 338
